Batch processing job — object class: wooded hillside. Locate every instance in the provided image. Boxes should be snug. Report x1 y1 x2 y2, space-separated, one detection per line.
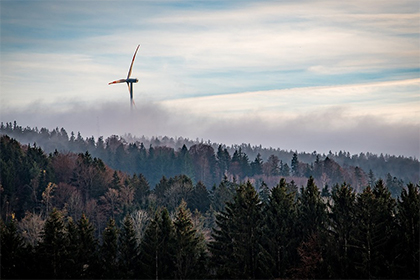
1 134 419 279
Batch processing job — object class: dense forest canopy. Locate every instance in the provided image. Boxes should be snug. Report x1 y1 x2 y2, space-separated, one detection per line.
1 122 419 279
1 121 418 191
0 132 420 279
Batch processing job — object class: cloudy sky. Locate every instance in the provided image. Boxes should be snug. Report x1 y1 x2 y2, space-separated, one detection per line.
1 0 419 157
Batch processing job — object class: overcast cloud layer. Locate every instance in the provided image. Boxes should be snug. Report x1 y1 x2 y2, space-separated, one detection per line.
1 0 419 157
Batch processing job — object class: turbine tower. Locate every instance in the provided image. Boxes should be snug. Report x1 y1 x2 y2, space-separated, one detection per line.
109 45 140 110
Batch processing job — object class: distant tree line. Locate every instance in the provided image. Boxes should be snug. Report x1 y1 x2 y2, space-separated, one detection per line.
1 135 419 279
1 121 418 193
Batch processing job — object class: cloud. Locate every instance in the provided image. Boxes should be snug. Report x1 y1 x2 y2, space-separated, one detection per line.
160 79 420 124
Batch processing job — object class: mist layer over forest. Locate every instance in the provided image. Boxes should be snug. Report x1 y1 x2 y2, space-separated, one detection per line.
1 121 418 191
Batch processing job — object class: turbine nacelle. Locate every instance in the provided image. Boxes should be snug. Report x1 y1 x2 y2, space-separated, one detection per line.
108 78 138 85
126 78 139 83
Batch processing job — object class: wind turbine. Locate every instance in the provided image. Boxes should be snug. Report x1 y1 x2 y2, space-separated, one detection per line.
109 44 140 110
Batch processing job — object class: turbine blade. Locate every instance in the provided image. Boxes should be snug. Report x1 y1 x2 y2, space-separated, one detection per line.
109 79 126 85
127 44 140 79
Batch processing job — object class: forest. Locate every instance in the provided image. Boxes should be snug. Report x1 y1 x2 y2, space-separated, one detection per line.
1 123 419 279
1 121 419 192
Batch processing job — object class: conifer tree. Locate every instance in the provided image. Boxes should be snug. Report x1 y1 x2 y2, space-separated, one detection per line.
264 178 297 278
258 181 270 204
118 214 140 279
352 180 397 278
327 183 357 278
210 181 271 279
76 214 99 278
298 177 327 237
139 208 175 279
395 183 420 278
37 208 70 278
294 177 327 278
173 200 207 279
250 153 263 176
189 181 211 213
291 152 300 176
99 218 119 279
0 218 31 279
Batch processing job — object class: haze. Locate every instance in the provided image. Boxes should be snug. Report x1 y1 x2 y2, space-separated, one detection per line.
1 1 419 158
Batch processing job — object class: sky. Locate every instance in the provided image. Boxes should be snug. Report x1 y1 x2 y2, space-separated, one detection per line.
1 0 419 158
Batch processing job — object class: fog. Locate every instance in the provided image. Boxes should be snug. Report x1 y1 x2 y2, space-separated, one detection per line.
1 100 418 158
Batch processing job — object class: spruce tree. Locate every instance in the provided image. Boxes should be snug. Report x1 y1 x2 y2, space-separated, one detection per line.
76 214 99 278
139 208 175 279
100 218 119 279
294 177 327 278
352 180 397 278
395 183 420 279
327 183 357 278
298 177 327 237
291 152 300 176
36 208 70 278
210 181 271 279
264 178 297 278
118 215 140 279
189 181 211 213
0 218 31 279
173 200 208 279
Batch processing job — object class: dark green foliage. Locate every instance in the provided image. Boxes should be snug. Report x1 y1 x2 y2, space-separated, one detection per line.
298 177 327 238
264 178 297 278
0 135 54 220
327 183 357 278
210 176 237 212
258 181 270 203
99 218 119 279
131 173 150 207
210 182 271 279
173 200 208 279
1 131 419 279
76 214 99 278
118 215 139 279
36 208 70 278
189 181 211 213
139 208 175 279
250 153 263 176
0 218 31 279
395 183 420 279
352 180 397 279
291 152 300 176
